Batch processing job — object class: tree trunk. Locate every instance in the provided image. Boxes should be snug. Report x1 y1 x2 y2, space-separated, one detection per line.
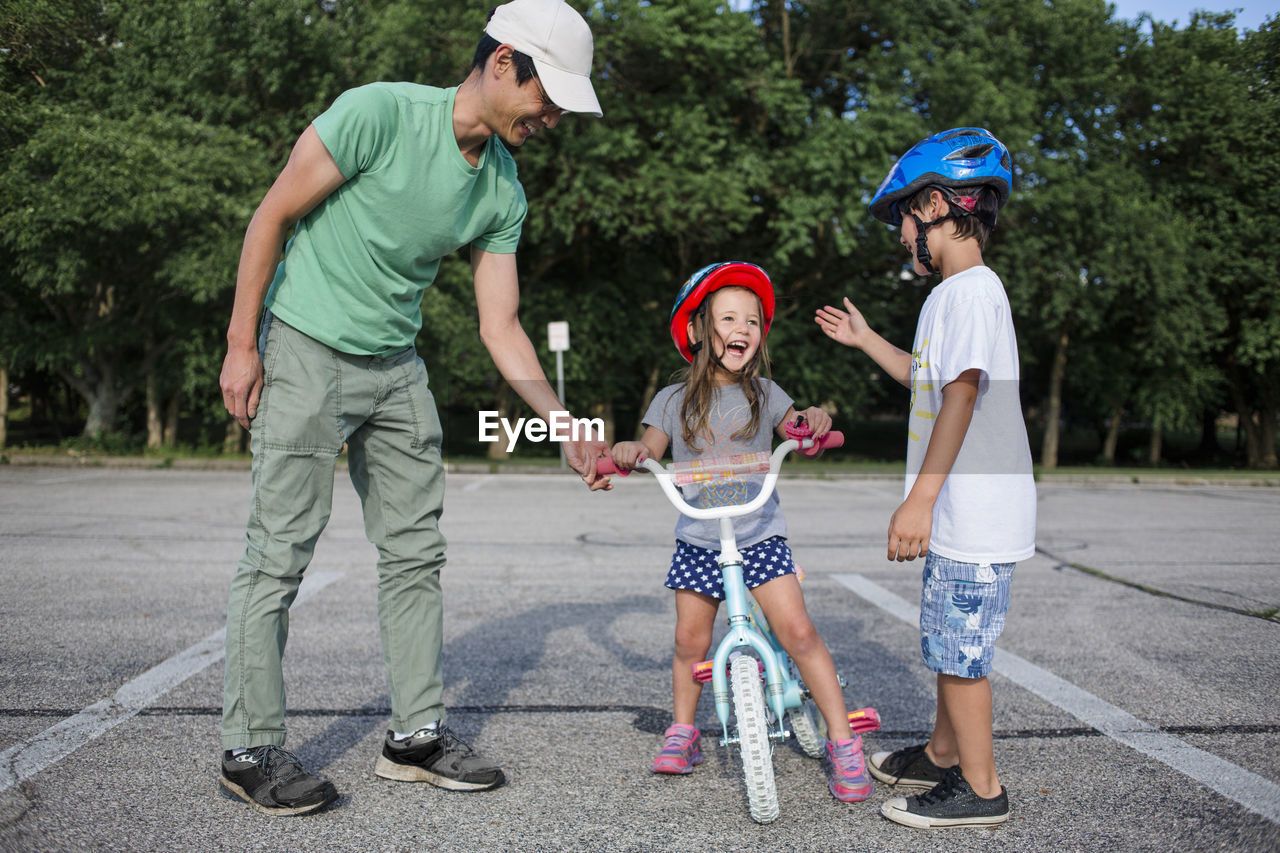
224 419 245 454
1197 408 1218 460
146 373 164 449
590 399 615 446
1040 328 1069 470
1230 384 1262 468
1258 374 1278 469
636 363 662 440
1147 419 1163 467
61 359 124 439
0 364 7 449
1101 405 1123 465
487 383 512 460
1260 405 1278 469
164 392 180 447
81 383 121 438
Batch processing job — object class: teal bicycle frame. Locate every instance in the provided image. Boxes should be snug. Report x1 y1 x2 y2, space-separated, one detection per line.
707 516 807 746
599 424 853 823
615 433 837 748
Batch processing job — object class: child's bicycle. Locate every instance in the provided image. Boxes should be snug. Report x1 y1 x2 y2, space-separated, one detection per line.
597 419 881 824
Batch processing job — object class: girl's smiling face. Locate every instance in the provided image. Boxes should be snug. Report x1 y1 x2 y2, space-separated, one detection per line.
696 287 762 378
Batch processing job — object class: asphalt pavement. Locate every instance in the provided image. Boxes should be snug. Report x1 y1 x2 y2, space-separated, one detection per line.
1 464 1277 852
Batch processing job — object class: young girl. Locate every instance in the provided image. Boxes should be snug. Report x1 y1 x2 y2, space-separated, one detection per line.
608 261 873 803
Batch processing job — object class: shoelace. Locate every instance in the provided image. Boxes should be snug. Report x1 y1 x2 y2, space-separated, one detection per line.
916 766 966 805
434 725 478 758
251 745 305 783
891 743 928 773
660 731 695 753
832 747 866 776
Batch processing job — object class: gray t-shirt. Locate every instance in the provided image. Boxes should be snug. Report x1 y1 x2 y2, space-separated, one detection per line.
643 379 794 550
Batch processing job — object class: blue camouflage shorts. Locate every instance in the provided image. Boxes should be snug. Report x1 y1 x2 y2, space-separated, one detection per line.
919 552 1016 679
665 536 794 600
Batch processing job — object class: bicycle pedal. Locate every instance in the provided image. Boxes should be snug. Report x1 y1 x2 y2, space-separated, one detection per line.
848 707 882 734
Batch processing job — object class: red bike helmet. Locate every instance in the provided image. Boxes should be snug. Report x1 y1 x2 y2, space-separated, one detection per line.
669 262 775 363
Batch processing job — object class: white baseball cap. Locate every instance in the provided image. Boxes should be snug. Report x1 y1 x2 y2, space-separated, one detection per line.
485 0 602 118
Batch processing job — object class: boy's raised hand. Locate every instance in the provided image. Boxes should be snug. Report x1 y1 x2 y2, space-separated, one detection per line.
815 297 872 350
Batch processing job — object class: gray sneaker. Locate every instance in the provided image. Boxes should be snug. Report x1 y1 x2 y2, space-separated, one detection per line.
880 766 1009 828
219 746 338 816
374 725 505 791
869 742 952 789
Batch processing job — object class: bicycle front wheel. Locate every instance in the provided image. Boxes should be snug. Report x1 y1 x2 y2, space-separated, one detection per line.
730 654 779 823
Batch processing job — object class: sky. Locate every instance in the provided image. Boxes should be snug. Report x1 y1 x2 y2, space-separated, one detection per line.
1109 0 1277 30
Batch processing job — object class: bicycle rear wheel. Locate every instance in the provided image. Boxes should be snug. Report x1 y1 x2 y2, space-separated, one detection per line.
786 659 827 759
730 654 779 823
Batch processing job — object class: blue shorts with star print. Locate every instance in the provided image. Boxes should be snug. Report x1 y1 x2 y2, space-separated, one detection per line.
664 536 794 600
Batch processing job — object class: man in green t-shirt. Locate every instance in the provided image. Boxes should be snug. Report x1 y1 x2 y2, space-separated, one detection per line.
215 0 608 816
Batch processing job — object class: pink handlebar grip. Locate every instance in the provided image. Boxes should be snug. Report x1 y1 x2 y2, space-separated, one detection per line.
595 456 630 477
816 430 844 450
784 419 843 455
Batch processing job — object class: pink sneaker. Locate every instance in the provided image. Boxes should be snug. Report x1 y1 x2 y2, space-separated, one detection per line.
653 724 703 774
826 735 874 802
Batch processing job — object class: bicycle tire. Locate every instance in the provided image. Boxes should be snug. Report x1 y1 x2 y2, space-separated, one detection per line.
786 659 827 759
730 654 779 823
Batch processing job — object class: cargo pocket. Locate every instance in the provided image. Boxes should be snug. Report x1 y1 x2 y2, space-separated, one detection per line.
920 558 996 636
403 356 443 451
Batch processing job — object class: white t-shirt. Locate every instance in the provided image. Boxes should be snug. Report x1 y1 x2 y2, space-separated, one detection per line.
905 265 1036 563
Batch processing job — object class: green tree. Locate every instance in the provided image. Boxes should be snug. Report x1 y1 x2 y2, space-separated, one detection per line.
1129 14 1280 467
0 110 267 435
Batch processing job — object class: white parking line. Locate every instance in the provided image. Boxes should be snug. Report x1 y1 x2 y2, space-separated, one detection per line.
833 572 1280 825
0 570 343 794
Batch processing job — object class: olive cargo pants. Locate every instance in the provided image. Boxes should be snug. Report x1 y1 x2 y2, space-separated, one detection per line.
222 318 447 750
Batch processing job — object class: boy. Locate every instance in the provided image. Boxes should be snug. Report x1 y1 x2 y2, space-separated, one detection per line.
815 127 1036 828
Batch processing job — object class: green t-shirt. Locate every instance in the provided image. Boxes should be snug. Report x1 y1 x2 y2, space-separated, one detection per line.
265 82 527 356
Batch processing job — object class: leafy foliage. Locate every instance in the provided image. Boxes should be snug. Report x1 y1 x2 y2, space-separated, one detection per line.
0 0 1276 465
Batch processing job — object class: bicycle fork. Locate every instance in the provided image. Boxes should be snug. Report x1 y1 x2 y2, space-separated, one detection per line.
710 558 804 746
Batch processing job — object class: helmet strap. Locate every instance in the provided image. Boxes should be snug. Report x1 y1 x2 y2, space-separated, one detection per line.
687 304 706 357
910 212 948 275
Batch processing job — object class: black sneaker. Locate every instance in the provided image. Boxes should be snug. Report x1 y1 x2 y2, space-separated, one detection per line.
869 742 952 789
374 725 505 791
880 766 1009 828
219 746 338 816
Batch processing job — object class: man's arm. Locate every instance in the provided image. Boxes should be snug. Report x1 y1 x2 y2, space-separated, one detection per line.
472 248 610 490
219 125 347 429
886 369 981 561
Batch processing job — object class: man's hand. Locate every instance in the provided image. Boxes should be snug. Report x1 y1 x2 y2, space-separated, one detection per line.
564 437 612 491
220 345 263 430
887 494 932 561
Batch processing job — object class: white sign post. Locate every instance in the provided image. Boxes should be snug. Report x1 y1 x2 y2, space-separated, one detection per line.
548 322 570 468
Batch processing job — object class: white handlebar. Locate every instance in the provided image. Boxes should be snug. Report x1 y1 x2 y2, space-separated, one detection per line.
638 439 802 521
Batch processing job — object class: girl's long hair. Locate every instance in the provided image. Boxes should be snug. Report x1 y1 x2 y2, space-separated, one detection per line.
677 287 773 451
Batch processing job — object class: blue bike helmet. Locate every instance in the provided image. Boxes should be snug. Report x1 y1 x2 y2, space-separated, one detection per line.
869 128 1011 274
869 127 1012 226
670 261 774 363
